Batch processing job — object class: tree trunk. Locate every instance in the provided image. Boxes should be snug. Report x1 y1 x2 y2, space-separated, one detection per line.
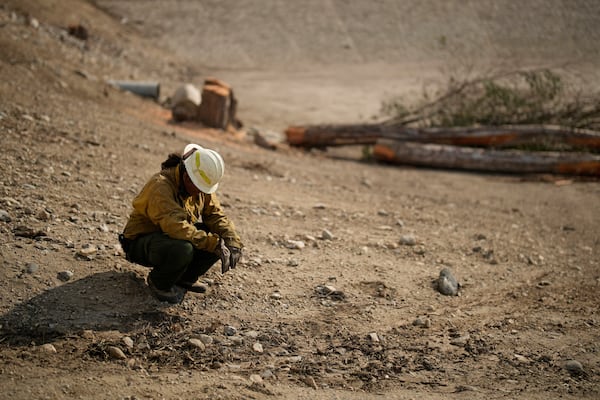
373 139 600 176
197 77 242 130
286 123 600 151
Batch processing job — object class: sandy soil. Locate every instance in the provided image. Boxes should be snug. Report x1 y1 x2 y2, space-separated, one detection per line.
0 1 599 399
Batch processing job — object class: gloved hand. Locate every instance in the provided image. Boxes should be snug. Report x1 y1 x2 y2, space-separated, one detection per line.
215 239 231 273
227 245 242 269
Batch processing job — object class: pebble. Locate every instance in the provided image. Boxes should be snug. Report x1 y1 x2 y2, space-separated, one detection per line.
368 332 380 342
25 263 39 274
37 209 51 221
107 346 127 360
286 240 305 250
198 334 213 345
245 330 260 339
321 229 334 240
437 267 459 296
252 342 264 353
514 354 531 364
270 292 282 300
122 336 134 349
57 270 74 282
450 334 470 346
565 359 584 376
412 317 431 328
399 235 416 246
79 244 97 256
230 335 244 345
40 343 57 354
249 374 264 385
28 17 39 29
188 338 206 351
0 210 12 222
260 369 274 380
224 325 237 336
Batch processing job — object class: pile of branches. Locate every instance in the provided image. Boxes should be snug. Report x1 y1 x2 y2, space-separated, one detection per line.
285 69 600 176
381 68 600 131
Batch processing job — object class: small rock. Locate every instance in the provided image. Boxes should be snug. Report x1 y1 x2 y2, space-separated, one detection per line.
252 342 264 353
0 210 11 222
249 374 264 385
57 270 74 282
224 325 237 336
79 244 97 256
412 317 431 328
315 285 346 300
399 235 416 246
245 330 259 339
321 229 334 240
377 209 389 216
396 219 405 227
36 209 51 221
81 330 94 339
316 285 337 296
514 354 531 364
198 334 213 345
565 359 584 376
302 376 318 390
107 346 127 360
260 369 274 380
286 240 305 250
188 338 206 351
368 332 380 342
25 263 39 274
40 343 57 354
230 335 243 345
450 334 470 347
28 17 39 29
122 336 134 349
270 291 282 300
437 267 459 296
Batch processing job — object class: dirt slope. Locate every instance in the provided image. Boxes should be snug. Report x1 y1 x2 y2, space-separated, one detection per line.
0 1 599 399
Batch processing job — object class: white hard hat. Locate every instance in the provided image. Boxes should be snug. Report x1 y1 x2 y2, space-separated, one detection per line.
182 144 224 194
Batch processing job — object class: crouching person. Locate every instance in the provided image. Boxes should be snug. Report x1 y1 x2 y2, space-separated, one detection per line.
120 143 243 304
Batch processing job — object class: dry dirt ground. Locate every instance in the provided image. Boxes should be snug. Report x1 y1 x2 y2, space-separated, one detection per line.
1 1 599 399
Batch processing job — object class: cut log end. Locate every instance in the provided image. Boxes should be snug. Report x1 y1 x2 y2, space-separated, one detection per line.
285 126 307 145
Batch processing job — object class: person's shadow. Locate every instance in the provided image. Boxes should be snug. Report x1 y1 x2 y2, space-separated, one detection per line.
0 270 176 345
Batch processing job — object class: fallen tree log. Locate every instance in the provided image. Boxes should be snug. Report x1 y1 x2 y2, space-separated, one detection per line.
373 139 600 176
285 124 600 151
286 124 385 147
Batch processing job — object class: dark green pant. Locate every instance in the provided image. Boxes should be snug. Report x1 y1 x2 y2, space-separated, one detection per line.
127 232 218 290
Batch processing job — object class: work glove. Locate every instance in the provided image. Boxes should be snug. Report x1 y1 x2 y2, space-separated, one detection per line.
226 245 242 269
215 239 231 273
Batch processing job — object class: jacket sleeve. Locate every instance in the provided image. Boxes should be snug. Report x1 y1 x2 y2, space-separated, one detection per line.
201 193 243 249
135 177 220 252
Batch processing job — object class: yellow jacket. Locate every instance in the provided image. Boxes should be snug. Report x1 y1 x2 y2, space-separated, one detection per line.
123 164 242 252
